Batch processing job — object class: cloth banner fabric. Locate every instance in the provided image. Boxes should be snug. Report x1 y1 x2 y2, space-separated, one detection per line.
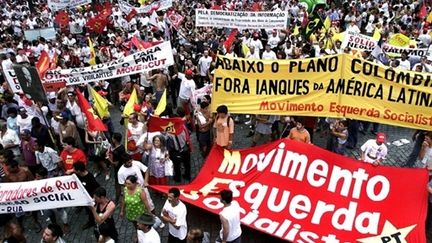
151 139 428 242
212 54 432 130
0 175 93 214
195 9 288 29
47 0 91 11
5 41 174 91
341 32 430 57
118 0 172 14
147 116 185 135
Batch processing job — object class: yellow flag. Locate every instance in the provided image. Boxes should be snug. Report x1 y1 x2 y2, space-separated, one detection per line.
88 38 96 65
372 28 381 41
293 26 299 36
138 0 147 5
427 12 432 23
241 43 250 56
123 88 138 118
89 86 109 119
324 17 331 30
388 33 410 47
154 89 167 116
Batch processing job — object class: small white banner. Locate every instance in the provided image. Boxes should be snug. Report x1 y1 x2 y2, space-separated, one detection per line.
195 9 288 29
47 0 92 11
0 175 93 214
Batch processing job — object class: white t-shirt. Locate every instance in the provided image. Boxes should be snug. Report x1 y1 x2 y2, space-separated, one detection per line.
178 73 196 100
117 160 148 186
137 228 161 243
360 139 388 163
421 147 432 171
398 59 411 70
161 200 187 240
17 114 33 133
198 56 213 76
249 39 263 51
219 201 242 241
66 101 85 129
261 50 277 60
267 35 280 49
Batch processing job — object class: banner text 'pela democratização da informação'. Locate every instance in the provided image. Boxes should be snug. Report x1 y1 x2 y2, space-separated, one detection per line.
212 54 432 130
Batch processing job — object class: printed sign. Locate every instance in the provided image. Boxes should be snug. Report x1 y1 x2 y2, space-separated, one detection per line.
119 0 173 14
24 28 57 41
195 9 288 29
151 139 428 242
212 54 432 130
0 175 93 213
13 65 48 104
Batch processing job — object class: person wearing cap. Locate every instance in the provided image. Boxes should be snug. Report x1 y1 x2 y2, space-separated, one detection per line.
161 187 188 243
137 213 161 243
177 69 196 116
360 133 388 166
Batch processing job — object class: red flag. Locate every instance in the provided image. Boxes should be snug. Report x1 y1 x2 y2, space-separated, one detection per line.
125 8 138 22
419 3 427 19
36 50 50 78
99 1 112 19
75 89 107 131
167 10 184 30
131 36 160 50
147 3 160 14
94 3 103 12
54 11 69 27
86 15 108 34
147 116 184 135
252 2 261 11
224 29 238 52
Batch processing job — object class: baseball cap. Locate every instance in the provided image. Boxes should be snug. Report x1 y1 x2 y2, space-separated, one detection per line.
376 133 386 143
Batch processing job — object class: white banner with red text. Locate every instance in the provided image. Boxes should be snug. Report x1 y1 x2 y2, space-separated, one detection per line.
0 175 93 213
151 139 428 242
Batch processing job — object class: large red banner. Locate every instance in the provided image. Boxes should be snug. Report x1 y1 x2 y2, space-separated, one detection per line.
151 139 429 242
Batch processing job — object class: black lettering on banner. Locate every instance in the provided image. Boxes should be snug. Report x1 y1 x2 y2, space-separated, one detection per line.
289 56 338 73
256 79 309 95
271 62 279 72
326 78 383 99
215 77 250 93
385 69 395 81
351 59 361 74
122 63 130 68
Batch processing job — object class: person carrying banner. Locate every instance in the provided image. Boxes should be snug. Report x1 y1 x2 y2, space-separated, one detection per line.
161 187 188 243
217 189 242 243
360 133 388 166
89 187 118 242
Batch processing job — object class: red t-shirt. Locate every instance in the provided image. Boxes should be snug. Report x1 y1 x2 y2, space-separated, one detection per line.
60 149 88 171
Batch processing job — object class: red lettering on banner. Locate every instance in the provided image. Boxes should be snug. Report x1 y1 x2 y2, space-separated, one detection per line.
151 139 428 242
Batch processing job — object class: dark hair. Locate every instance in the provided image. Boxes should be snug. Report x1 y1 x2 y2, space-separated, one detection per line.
294 116 305 125
112 133 122 143
94 187 107 198
119 153 131 163
73 161 86 172
8 160 18 168
168 187 180 198
220 189 233 204
125 175 138 184
0 149 14 161
34 139 46 147
46 223 63 239
152 135 166 150
62 136 75 147
6 107 17 115
188 228 204 242
216 105 228 114
339 120 348 128
36 167 48 178
31 117 41 125
200 101 209 109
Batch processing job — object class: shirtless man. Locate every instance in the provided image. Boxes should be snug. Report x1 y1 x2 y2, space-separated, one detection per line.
4 160 33 182
148 69 168 103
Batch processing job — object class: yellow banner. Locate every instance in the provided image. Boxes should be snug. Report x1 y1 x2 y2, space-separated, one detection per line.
212 54 432 130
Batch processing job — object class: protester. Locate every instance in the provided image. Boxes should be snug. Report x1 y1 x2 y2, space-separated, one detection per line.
161 187 188 243
59 136 87 175
286 117 311 144
85 126 110 180
137 213 161 243
213 105 234 149
41 223 66 243
360 133 388 166
217 190 242 243
107 132 126 203
145 134 170 185
418 132 432 175
89 187 118 242
187 228 210 243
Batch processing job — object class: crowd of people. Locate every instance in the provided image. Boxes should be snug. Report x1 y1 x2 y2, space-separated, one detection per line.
0 0 431 242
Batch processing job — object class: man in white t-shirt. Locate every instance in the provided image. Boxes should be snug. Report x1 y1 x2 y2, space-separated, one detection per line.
261 44 277 60
198 50 213 85
17 106 34 133
177 69 196 115
218 190 242 243
360 133 388 166
161 187 187 242
117 153 149 187
137 213 161 243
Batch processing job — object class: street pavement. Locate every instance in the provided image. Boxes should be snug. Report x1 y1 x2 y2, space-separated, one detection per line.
19 109 431 243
